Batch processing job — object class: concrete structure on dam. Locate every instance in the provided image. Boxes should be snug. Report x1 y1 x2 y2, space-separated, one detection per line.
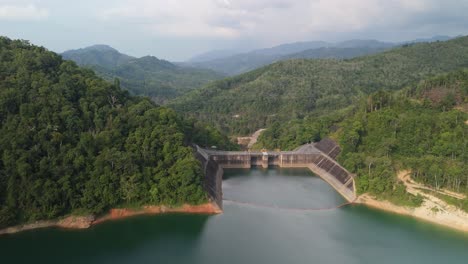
195 139 356 210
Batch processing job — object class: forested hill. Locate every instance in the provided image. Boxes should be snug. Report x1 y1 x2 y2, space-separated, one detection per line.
336 71 468 206
62 46 224 104
0 37 230 228
255 70 468 207
61 45 135 68
170 36 468 135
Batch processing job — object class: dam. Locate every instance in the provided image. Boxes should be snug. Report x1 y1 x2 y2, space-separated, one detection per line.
195 139 356 210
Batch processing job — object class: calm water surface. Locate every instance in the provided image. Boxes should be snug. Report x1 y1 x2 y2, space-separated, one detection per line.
1 168 468 264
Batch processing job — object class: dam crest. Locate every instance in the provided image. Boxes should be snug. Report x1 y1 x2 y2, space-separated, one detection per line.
195 139 356 210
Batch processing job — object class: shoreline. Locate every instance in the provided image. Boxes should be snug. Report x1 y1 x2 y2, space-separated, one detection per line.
2 194 467 235
0 202 222 236
355 194 468 233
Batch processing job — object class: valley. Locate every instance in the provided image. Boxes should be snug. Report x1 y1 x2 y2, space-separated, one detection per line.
2 2 468 263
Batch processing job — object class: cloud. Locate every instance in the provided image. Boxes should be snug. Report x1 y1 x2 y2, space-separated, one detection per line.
98 0 467 43
0 4 49 20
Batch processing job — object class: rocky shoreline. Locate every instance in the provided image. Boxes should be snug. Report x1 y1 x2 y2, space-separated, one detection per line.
0 202 221 236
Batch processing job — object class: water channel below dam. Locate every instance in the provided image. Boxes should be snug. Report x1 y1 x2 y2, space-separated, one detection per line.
1 168 468 264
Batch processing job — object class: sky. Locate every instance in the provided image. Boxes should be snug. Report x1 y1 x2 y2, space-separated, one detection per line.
0 0 468 61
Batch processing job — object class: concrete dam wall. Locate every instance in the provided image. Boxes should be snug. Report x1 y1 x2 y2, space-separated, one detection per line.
196 139 356 210
195 151 223 210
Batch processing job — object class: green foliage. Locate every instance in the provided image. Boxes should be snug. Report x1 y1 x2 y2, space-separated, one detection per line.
248 69 467 208
0 37 228 228
337 74 467 206
171 36 468 135
63 46 224 104
253 108 349 150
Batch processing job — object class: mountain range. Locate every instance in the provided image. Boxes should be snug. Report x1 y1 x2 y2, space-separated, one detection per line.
170 35 468 135
183 36 454 76
62 45 224 103
62 36 456 103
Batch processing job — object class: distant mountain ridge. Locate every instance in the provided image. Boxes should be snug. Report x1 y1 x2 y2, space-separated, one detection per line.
62 45 224 103
251 41 330 56
183 39 396 75
188 49 241 63
185 36 456 75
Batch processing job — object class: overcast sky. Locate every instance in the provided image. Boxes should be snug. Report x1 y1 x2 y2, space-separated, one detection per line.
1 0 468 61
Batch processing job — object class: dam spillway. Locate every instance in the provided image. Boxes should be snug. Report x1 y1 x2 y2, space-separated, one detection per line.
196 139 356 210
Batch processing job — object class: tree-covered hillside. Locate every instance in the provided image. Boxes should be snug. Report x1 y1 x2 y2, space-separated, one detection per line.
0 37 230 228
171 36 468 135
63 46 224 104
92 56 223 104
338 71 467 205
256 70 467 206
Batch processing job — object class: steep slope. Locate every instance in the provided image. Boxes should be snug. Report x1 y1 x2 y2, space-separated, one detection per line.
61 44 134 68
170 36 468 135
63 46 224 103
0 37 229 228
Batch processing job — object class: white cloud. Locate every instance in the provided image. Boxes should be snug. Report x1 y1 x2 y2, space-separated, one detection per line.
0 4 49 20
98 0 465 43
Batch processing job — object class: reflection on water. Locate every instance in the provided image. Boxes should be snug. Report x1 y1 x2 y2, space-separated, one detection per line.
1 168 468 264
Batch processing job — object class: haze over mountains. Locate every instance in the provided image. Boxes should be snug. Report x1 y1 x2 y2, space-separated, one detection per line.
62 45 224 103
183 36 454 76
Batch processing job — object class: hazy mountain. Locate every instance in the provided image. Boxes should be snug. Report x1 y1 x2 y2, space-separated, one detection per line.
406 35 454 44
185 36 458 76
62 46 224 103
187 42 330 64
188 49 240 62
333 39 395 49
185 52 280 76
185 39 397 75
61 44 134 68
251 41 331 56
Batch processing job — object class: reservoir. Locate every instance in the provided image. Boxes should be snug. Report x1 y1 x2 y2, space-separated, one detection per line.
1 168 468 264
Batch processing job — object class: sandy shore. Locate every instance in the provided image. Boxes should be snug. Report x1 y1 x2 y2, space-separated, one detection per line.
0 202 221 236
356 171 468 233
356 195 468 233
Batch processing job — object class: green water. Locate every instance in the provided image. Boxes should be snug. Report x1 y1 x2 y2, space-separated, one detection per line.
1 168 468 264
